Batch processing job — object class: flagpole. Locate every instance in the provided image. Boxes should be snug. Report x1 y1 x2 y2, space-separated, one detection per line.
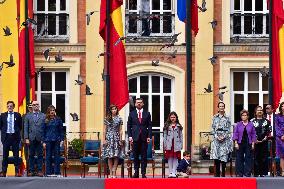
268 0 273 105
105 0 111 113
25 0 31 112
186 0 193 154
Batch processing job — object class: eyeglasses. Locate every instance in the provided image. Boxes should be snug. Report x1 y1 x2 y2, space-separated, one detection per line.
32 104 39 106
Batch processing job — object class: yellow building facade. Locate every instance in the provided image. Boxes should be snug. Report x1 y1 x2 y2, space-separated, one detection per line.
0 0 271 159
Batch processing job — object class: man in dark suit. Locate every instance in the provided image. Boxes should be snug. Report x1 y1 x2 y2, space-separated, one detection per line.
127 98 152 178
0 101 22 177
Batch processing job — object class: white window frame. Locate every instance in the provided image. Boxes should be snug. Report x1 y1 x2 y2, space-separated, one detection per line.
230 71 268 123
35 70 69 127
230 0 269 38
125 73 175 153
34 0 70 40
126 0 175 37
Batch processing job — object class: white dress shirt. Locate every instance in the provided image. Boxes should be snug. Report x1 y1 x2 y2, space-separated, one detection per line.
266 114 274 136
6 112 15 134
136 108 143 118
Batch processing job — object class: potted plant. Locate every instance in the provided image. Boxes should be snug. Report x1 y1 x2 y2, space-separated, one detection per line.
68 138 83 159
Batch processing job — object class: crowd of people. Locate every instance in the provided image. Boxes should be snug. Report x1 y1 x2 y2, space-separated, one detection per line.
0 97 284 178
0 101 64 177
210 102 284 177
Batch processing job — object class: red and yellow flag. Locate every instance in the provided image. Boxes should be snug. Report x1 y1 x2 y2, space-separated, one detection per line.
272 0 284 110
99 0 129 110
0 0 35 114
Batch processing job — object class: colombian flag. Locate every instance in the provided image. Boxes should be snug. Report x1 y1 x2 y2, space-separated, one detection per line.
271 0 284 109
177 0 199 36
99 0 129 110
0 0 35 114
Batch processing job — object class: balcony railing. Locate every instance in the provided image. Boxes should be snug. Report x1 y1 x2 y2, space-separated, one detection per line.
125 13 175 42
230 13 269 42
34 13 69 42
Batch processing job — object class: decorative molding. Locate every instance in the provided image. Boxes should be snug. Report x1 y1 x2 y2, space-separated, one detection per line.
125 44 189 54
214 44 269 54
35 44 86 53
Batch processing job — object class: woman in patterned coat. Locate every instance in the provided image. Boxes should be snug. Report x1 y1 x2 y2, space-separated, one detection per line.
210 102 233 177
102 104 123 178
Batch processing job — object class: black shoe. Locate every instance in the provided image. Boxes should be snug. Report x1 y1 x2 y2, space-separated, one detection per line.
142 174 147 178
133 172 139 178
0 172 6 177
15 173 22 177
37 172 44 177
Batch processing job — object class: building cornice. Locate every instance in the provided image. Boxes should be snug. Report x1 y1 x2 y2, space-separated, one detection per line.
34 43 86 53
214 44 269 55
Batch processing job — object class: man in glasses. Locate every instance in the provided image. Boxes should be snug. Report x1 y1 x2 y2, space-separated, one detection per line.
24 101 45 177
0 101 22 177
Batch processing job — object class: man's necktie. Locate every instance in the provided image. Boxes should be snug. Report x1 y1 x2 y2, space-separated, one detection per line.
8 112 13 133
138 110 142 124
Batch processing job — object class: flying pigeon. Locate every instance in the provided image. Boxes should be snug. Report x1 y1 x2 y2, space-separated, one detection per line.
3 26 12 36
204 83 213 93
152 60 159 67
70 113 79 121
0 63 3 76
55 50 64 63
209 20 217 29
43 47 55 62
260 66 269 77
75 74 84 85
3 54 15 68
22 18 37 26
35 66 45 77
168 49 177 59
86 85 93 95
219 86 227 90
216 91 226 101
86 11 98 25
198 0 207 12
208 56 218 65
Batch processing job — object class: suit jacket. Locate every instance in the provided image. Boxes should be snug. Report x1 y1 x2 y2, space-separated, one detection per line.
0 112 22 143
265 113 275 137
177 158 191 173
127 110 152 142
24 112 45 141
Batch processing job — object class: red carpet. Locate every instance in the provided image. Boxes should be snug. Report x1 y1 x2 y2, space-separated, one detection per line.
105 178 257 189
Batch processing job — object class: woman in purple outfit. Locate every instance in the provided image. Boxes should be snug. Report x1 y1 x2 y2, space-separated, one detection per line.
233 109 256 177
275 102 284 176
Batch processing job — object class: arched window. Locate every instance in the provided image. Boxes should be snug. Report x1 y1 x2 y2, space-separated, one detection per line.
126 73 174 152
